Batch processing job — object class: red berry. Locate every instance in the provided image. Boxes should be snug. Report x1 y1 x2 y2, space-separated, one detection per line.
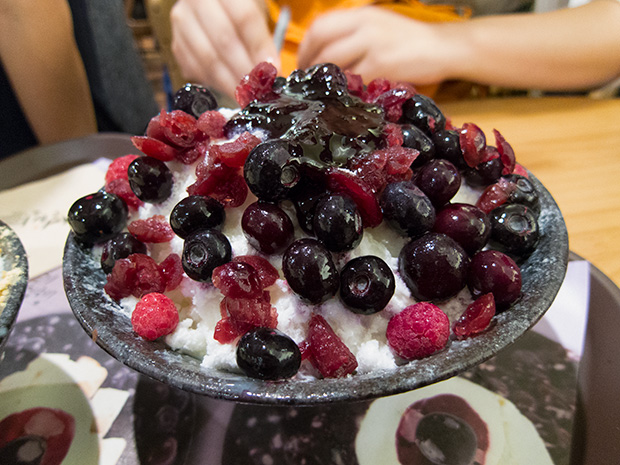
131 136 178 161
232 255 279 288
308 314 358 378
453 293 496 339
197 110 228 139
212 261 263 299
459 123 487 168
475 177 516 214
384 146 419 178
493 129 516 175
210 172 248 208
131 292 179 341
373 85 416 122
383 122 404 147
220 292 277 330
105 154 140 184
327 168 382 227
158 253 184 291
365 78 392 102
345 71 364 97
105 178 144 212
235 61 278 108
350 150 388 193
128 215 175 243
386 302 450 361
213 131 261 168
214 316 244 343
104 253 166 301
160 110 200 148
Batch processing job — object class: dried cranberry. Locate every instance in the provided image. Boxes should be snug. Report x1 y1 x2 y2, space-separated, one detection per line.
104 253 165 301
308 314 358 378
232 255 279 288
158 253 184 291
326 168 382 228
212 261 263 299
131 136 178 161
453 293 496 339
128 215 175 243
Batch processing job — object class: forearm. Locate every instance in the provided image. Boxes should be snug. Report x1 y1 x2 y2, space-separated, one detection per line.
439 0 620 90
0 0 96 144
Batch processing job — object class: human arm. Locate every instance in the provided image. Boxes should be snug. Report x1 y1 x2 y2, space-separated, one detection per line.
170 0 279 99
297 0 620 92
0 0 96 145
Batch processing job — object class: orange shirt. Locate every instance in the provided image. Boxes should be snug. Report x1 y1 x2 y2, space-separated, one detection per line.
265 0 469 76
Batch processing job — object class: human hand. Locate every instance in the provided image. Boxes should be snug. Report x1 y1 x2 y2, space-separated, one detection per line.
171 0 279 99
297 7 462 86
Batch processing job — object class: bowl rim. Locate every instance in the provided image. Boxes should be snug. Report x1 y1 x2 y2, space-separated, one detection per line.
62 174 569 405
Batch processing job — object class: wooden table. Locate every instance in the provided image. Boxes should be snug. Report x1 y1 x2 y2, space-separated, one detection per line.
442 97 620 287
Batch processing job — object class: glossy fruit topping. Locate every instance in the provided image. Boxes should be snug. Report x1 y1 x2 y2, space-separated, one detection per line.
127 156 173 203
131 292 179 341
282 238 339 304
236 327 301 380
399 233 469 302
68 192 128 245
170 195 225 239
241 201 294 254
433 203 491 256
172 83 218 118
100 232 147 274
490 203 540 258
181 229 232 282
380 181 435 238
468 250 521 309
386 302 450 360
286 63 349 100
339 255 395 314
414 159 461 207
452 292 496 339
307 314 358 378
312 193 363 252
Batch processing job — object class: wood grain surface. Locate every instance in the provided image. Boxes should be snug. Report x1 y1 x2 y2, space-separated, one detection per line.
442 97 620 287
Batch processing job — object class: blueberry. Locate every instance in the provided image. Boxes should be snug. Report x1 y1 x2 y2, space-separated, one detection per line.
464 155 503 187
432 129 465 169
236 327 301 380
340 256 395 314
313 194 363 252
468 249 521 308
380 181 435 238
241 201 294 254
182 229 232 282
503 174 540 216
68 192 128 245
100 232 147 273
400 94 446 135
414 159 461 208
170 195 225 239
401 124 435 168
173 83 217 118
128 156 173 203
433 203 491 256
282 238 339 304
490 203 540 259
286 63 348 99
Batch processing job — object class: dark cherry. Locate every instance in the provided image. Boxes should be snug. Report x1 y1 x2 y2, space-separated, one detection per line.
172 83 218 118
414 159 461 207
401 124 435 168
400 94 446 135
236 327 301 380
490 203 540 259
170 195 225 238
128 156 173 203
282 238 339 304
100 232 147 274
244 139 302 201
340 256 395 314
241 201 294 254
380 181 435 238
468 249 522 308
433 203 491 255
415 413 478 465
432 129 466 169
68 191 128 245
181 229 232 282
399 233 469 302
312 194 363 252
464 155 503 187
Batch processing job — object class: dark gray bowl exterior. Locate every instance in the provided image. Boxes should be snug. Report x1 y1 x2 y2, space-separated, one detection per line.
0 221 29 354
63 174 568 405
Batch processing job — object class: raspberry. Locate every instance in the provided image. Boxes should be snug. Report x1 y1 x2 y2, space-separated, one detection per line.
105 178 143 212
453 293 496 339
105 154 140 184
158 253 183 291
128 215 175 243
386 303 450 361
308 314 358 378
131 292 179 341
197 110 227 138
104 253 166 301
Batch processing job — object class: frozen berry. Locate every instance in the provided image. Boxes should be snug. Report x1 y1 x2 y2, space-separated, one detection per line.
182 229 232 282
68 192 128 245
236 327 301 380
401 124 435 168
127 156 173 203
433 203 491 256
386 302 450 360
173 83 218 118
468 250 522 309
312 193 363 252
399 233 469 302
100 232 147 274
414 159 461 208
490 203 540 258
380 181 435 238
339 256 395 314
282 238 339 304
131 293 179 341
170 195 225 239
401 94 446 135
308 314 358 378
241 201 294 254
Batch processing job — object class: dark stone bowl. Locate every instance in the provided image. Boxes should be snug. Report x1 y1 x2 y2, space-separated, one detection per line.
0 221 29 357
63 174 568 405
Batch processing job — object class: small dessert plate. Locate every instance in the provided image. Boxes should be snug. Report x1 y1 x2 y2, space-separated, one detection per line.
63 175 568 405
0 221 29 357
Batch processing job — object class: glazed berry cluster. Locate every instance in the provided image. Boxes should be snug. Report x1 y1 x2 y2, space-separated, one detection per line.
68 62 542 381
